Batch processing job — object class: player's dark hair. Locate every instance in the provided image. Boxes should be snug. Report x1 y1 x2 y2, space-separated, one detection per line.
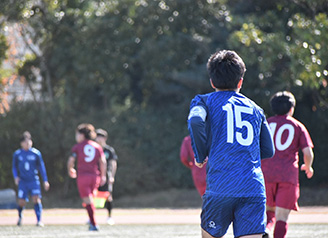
207 50 246 90
96 128 108 138
20 131 32 142
76 123 96 140
270 91 296 115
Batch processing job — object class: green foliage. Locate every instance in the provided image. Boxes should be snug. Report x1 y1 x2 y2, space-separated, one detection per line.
0 100 193 197
0 0 328 200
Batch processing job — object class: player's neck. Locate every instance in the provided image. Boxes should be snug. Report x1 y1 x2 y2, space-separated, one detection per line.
215 88 239 92
22 147 31 151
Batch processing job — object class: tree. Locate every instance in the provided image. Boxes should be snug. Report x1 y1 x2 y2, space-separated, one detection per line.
0 0 327 199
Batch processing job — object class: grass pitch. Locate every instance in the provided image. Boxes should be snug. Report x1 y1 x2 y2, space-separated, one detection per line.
1 206 328 238
1 223 328 238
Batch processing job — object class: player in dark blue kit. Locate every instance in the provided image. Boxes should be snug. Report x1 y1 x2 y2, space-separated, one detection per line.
12 131 50 227
188 50 275 238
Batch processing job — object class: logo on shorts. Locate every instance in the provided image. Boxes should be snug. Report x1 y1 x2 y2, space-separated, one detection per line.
209 221 216 229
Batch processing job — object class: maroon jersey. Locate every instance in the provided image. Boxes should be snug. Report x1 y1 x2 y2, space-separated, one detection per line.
261 115 313 185
71 140 104 176
180 136 206 196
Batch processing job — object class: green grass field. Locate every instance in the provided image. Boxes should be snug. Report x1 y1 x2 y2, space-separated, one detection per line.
1 223 328 238
1 188 328 237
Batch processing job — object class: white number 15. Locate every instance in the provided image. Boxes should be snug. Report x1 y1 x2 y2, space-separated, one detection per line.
222 104 254 146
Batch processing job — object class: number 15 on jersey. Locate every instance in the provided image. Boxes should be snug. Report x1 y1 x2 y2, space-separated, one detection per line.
222 104 254 146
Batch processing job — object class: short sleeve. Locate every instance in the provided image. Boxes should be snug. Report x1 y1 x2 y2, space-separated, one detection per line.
299 123 314 149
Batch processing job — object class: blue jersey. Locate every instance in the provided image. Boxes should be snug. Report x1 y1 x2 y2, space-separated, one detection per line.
188 91 274 197
12 148 48 183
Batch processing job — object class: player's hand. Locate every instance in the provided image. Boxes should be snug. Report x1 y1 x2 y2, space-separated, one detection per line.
69 168 77 178
14 177 20 186
100 175 106 186
44 181 50 191
301 164 314 179
109 177 115 184
195 158 208 168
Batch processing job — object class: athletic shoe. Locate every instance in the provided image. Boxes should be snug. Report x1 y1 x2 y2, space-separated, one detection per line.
17 217 22 226
263 228 272 238
36 221 44 227
107 217 115 225
89 224 99 231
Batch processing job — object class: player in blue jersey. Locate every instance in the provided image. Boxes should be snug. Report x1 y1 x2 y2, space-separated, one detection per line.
188 50 275 238
12 131 50 227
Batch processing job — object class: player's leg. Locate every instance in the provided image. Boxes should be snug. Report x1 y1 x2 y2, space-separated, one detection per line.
202 228 223 238
202 229 262 238
273 207 291 238
273 183 299 238
264 182 278 234
105 197 115 225
17 198 26 226
240 235 262 238
105 183 115 225
83 195 98 228
78 175 99 231
200 195 233 238
266 206 276 230
17 182 28 226
30 181 43 226
32 195 43 226
233 197 266 238
105 195 113 216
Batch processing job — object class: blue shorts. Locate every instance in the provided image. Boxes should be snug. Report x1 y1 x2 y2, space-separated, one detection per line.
18 180 42 201
201 194 266 237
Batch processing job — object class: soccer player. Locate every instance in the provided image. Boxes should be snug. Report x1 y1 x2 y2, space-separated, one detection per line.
95 128 118 225
261 91 314 238
12 131 50 227
67 123 107 231
180 135 206 196
188 50 275 238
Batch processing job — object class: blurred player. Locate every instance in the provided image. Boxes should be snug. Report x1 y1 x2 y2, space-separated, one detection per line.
180 135 206 196
188 50 274 238
67 123 107 231
12 131 50 227
95 128 118 225
261 91 314 238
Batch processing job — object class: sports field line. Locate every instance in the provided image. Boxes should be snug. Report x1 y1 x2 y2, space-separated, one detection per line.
0 207 327 226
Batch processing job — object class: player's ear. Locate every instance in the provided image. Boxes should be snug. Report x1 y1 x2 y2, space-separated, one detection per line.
288 106 295 116
237 78 243 89
210 79 215 89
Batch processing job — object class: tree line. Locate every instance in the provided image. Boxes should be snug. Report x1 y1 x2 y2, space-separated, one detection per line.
0 0 327 199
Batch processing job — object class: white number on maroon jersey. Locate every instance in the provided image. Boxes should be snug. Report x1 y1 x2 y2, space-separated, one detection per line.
269 122 295 151
84 144 96 162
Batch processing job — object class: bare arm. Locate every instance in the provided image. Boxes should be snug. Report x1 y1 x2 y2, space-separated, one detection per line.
300 146 314 179
108 160 117 183
67 156 77 178
99 154 107 186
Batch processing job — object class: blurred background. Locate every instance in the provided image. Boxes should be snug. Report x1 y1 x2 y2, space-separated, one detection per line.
0 0 327 207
